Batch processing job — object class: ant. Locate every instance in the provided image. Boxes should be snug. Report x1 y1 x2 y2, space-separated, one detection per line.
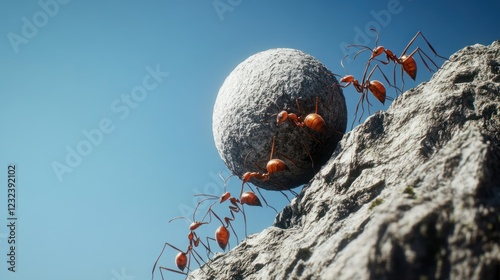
193 191 244 245
240 136 303 202
277 96 327 133
350 28 447 93
335 55 394 127
192 205 235 252
152 203 214 280
241 136 289 197
204 190 271 252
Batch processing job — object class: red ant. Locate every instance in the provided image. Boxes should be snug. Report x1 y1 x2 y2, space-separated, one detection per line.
204 190 268 252
350 28 447 93
207 173 270 236
277 96 327 133
152 203 214 280
192 205 234 252
335 55 394 127
193 191 243 245
240 136 302 203
192 170 266 243
241 136 289 190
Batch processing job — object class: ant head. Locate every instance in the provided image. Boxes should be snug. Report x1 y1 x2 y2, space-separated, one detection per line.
242 172 252 183
340 75 354 83
276 111 288 125
371 46 385 59
189 222 201 231
219 192 231 203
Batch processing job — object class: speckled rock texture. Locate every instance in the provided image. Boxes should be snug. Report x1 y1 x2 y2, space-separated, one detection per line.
195 41 500 280
212 48 347 190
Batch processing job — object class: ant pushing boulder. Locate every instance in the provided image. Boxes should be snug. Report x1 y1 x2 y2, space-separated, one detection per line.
213 48 347 190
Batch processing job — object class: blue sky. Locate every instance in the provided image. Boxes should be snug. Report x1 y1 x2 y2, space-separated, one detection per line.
0 1 498 279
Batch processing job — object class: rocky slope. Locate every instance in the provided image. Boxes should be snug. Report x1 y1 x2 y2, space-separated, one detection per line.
190 41 500 280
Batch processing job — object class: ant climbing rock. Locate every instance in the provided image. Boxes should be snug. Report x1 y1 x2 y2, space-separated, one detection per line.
152 204 214 280
335 55 395 127
349 28 447 93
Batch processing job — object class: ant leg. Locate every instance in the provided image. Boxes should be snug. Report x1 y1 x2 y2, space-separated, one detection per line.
242 150 255 171
371 64 402 97
227 219 238 245
210 209 237 247
351 92 364 129
158 266 187 280
295 99 303 117
189 248 213 274
314 96 319 114
152 242 187 280
237 202 248 237
412 47 443 72
399 63 406 94
269 136 277 161
417 32 448 60
401 31 448 61
191 233 214 260
360 57 373 86
222 207 241 242
239 181 246 203
246 183 277 213
298 136 315 168
204 237 217 259
365 92 372 116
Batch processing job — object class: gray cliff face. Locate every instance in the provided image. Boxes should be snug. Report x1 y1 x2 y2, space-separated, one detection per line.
194 41 500 280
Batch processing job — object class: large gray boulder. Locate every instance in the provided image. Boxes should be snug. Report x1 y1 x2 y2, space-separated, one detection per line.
194 41 500 280
213 48 347 190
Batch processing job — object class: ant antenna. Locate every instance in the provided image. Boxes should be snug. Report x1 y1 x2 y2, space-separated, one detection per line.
371 28 380 47
340 54 350 74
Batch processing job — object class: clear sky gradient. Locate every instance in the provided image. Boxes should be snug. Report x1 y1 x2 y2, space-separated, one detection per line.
0 1 499 280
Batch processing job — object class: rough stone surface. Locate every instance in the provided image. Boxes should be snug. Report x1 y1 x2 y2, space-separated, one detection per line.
194 41 500 280
213 48 347 190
